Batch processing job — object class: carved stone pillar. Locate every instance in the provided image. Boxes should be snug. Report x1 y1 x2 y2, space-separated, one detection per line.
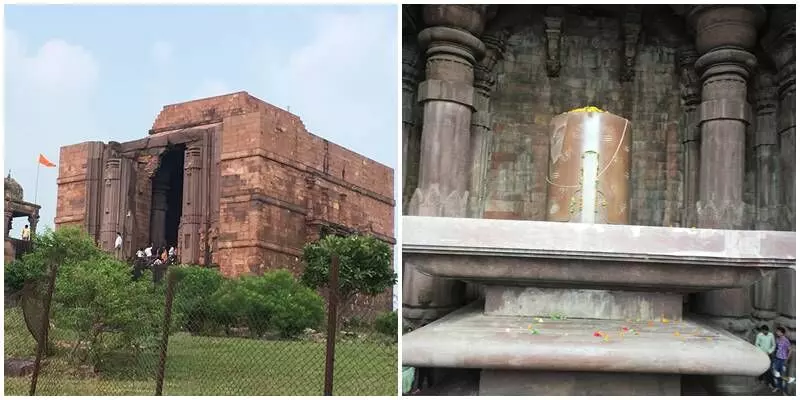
402 26 421 211
752 71 782 230
100 157 122 251
404 4 487 324
766 8 796 232
27 213 39 237
150 178 169 248
690 6 763 230
180 144 203 265
687 5 766 395
468 29 508 219
678 44 701 228
751 71 781 324
4 206 12 238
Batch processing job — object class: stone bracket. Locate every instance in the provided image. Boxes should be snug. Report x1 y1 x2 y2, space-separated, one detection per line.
543 12 563 78
620 6 642 82
417 79 475 108
699 99 751 124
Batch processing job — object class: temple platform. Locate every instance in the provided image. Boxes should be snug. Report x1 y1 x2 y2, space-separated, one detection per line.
401 216 796 396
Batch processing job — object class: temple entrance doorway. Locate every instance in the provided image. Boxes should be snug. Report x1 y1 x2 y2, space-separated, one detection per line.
150 145 185 250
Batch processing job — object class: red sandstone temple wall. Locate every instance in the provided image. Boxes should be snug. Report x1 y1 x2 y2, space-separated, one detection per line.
56 92 395 316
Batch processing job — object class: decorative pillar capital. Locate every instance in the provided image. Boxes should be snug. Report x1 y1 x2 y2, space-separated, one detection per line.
422 4 489 38
677 44 701 110
686 5 766 54
474 28 510 97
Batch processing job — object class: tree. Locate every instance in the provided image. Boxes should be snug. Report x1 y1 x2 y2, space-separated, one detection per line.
301 234 396 316
4 226 163 368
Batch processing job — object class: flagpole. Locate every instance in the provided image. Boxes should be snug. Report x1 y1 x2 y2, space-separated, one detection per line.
34 161 40 205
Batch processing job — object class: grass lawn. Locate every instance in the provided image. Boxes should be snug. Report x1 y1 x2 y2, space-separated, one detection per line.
4 308 397 396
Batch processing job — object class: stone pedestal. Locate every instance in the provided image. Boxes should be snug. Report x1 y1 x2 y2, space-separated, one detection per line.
401 216 794 396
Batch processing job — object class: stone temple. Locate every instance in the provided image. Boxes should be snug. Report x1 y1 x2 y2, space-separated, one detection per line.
401 5 796 396
55 92 395 287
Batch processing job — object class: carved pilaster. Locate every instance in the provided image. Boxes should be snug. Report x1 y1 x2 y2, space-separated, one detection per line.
100 157 122 251
752 71 782 231
620 6 642 82
764 7 796 232
469 28 509 219
27 213 39 237
402 32 422 212
180 144 203 264
4 205 12 238
678 44 701 228
404 4 488 324
543 7 564 78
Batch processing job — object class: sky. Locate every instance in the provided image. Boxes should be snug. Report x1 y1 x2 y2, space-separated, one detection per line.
4 5 400 306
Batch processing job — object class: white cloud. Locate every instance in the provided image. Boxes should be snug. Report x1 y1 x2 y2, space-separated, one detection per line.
264 9 397 168
151 40 173 66
194 79 231 99
5 29 102 233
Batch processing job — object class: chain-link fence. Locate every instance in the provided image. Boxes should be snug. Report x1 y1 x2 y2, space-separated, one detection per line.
4 258 398 396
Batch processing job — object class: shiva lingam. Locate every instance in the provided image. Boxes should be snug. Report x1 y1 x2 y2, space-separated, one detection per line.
401 109 795 395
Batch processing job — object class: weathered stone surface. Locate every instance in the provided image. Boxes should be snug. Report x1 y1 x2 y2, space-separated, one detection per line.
485 286 683 321
479 370 680 396
402 302 771 376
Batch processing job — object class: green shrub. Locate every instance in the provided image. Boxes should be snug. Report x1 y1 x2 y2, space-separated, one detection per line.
374 311 397 338
53 255 162 367
172 266 225 333
209 270 325 338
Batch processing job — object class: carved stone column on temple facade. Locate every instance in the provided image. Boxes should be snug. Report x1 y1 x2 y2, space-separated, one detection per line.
404 4 488 324
677 44 701 228
100 157 122 251
765 7 796 232
468 28 509 219
687 5 766 394
180 144 203 264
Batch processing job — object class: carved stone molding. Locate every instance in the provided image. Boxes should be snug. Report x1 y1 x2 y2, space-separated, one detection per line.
474 28 510 96
408 184 469 218
677 44 701 112
543 7 565 78
620 6 643 82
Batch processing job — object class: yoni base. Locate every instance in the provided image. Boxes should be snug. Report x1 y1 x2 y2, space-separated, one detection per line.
479 370 680 396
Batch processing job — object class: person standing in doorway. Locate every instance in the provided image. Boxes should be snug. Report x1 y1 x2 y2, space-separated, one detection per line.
772 327 793 394
21 224 31 241
755 325 776 384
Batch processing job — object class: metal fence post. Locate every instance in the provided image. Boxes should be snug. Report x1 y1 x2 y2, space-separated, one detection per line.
155 269 178 395
323 254 340 396
29 263 58 396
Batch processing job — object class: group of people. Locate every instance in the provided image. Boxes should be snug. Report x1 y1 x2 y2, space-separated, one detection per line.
755 325 794 395
135 243 178 267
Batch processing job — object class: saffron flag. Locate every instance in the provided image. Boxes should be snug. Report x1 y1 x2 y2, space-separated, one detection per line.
38 154 56 168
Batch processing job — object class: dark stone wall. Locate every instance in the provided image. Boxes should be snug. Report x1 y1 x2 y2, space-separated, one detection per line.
484 6 684 226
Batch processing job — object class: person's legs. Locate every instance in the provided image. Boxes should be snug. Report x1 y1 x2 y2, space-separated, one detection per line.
773 358 786 391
